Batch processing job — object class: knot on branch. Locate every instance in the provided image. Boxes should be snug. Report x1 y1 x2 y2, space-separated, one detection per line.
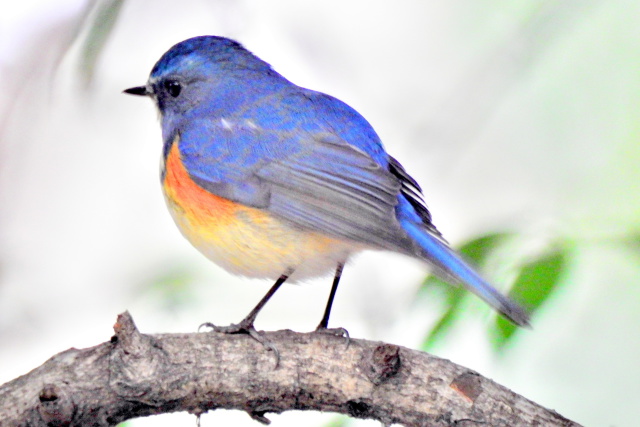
108 311 178 405
362 344 402 385
37 383 75 426
450 371 483 404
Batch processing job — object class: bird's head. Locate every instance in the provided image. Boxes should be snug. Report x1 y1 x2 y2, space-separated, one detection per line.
124 36 280 117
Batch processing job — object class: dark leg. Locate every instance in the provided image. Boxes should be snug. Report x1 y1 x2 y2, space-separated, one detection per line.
315 263 349 340
200 271 292 366
317 263 343 329
226 272 290 330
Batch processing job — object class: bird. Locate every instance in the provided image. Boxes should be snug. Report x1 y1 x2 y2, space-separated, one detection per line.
124 35 529 348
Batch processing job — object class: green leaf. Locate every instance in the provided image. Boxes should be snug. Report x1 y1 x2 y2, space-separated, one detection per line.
458 232 512 263
419 232 512 351
419 276 467 351
492 249 567 349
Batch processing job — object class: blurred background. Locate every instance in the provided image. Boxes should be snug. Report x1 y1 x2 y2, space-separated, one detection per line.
1 0 639 425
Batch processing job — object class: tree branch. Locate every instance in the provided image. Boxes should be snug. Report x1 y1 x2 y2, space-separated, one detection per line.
0 312 580 426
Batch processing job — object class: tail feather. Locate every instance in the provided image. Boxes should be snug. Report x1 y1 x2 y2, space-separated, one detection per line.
401 220 530 327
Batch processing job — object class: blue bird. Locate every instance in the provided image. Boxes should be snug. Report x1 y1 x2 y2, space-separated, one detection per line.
125 36 529 346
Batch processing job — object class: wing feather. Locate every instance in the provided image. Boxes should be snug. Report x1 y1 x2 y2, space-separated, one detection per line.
255 135 412 249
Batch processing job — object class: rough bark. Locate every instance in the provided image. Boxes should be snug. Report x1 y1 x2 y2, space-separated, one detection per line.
0 312 580 426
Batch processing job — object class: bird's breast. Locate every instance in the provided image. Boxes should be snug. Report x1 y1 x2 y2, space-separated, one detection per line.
161 139 355 280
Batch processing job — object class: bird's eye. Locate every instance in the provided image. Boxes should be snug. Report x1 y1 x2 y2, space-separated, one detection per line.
164 80 182 97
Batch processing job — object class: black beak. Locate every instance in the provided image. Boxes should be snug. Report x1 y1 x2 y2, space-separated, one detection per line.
123 85 150 96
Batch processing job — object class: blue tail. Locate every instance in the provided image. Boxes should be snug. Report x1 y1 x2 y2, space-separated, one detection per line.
401 219 530 326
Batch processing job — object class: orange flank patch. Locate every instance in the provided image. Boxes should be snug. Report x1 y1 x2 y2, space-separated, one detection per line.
163 140 238 226
161 139 355 280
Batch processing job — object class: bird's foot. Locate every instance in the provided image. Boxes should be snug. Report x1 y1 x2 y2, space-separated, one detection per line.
200 320 280 368
314 325 350 349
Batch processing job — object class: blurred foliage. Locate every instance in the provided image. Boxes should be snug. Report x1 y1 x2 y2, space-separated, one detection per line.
135 265 200 313
321 415 351 427
418 233 567 352
418 233 507 350
77 0 125 87
626 234 640 257
492 248 566 349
